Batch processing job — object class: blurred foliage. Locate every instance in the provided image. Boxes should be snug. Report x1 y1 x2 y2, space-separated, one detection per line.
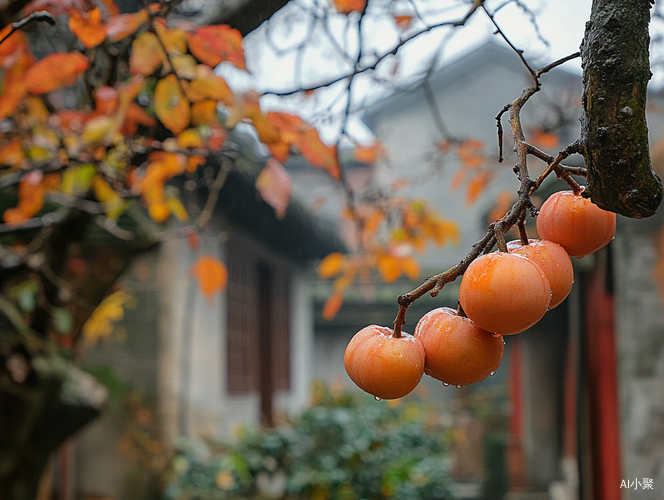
164 382 456 499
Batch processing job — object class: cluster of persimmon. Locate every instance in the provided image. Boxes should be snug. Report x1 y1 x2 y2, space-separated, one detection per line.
344 189 616 400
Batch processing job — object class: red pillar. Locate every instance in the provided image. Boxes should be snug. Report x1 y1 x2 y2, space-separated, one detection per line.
585 275 621 500
507 336 527 490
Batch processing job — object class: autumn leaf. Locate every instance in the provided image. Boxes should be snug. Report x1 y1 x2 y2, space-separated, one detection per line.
377 253 402 283
24 52 90 95
322 292 344 320
190 255 228 300
0 138 25 167
354 142 385 164
92 175 127 219
0 50 33 119
530 129 560 150
186 25 246 70
154 18 187 55
318 252 345 279
121 102 157 136
488 190 513 223
69 7 106 48
333 0 366 15
155 74 191 135
296 128 340 179
129 32 164 75
186 69 233 105
106 9 149 41
82 291 135 345
400 256 420 281
457 139 485 169
466 171 493 206
191 99 218 126
255 158 292 218
3 170 46 225
394 15 413 30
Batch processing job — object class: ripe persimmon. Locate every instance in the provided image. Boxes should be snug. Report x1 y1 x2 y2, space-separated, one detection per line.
344 325 425 400
459 252 551 335
414 307 504 386
536 190 616 258
507 239 574 309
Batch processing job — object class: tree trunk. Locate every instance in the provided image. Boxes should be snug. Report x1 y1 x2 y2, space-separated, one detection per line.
580 0 663 218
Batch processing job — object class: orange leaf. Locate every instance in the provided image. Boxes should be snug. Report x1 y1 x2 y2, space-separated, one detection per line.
488 191 513 223
255 158 292 218
191 99 217 126
121 101 157 136
322 292 344 320
0 26 28 67
190 255 228 300
466 171 493 206
69 7 106 48
296 129 340 179
457 139 485 169
318 252 345 279
0 138 25 167
129 32 164 75
449 167 466 191
187 70 233 105
394 15 413 30
377 253 401 283
24 52 89 95
268 142 290 163
400 256 420 281
354 144 380 164
530 129 560 150
154 74 191 135
4 170 46 225
0 50 32 118
106 9 149 42
333 0 366 15
186 25 246 70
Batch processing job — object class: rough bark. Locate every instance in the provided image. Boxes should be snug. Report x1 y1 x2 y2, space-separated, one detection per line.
581 0 663 218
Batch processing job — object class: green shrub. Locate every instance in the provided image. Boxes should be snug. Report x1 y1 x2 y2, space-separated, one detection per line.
164 384 455 499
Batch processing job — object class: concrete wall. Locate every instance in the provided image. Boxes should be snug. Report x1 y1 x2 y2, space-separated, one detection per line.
614 212 664 500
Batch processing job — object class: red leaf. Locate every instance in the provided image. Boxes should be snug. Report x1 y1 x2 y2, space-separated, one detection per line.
255 158 292 218
186 25 245 69
190 255 228 300
24 52 90 95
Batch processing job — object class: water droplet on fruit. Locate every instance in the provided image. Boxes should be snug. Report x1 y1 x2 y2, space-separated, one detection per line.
374 396 382 402
443 383 449 387
456 385 463 389
490 370 496 376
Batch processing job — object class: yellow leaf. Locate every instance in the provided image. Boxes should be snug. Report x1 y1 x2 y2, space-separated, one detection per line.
92 175 126 219
155 74 191 135
318 252 345 279
83 291 135 345
177 129 204 148
154 18 187 55
166 190 188 221
61 164 96 196
129 32 164 75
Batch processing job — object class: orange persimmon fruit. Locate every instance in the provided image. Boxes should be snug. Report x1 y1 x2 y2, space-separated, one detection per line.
507 239 574 309
536 190 616 258
414 307 504 386
459 252 551 335
344 325 425 400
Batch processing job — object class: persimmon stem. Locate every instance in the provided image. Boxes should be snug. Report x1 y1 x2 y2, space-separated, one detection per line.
392 305 406 338
457 302 467 318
